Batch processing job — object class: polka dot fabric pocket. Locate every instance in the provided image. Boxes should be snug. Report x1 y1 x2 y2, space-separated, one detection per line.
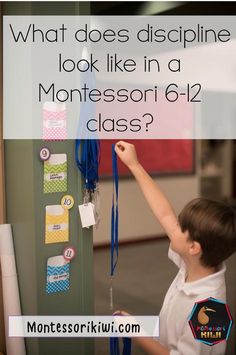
45 205 69 244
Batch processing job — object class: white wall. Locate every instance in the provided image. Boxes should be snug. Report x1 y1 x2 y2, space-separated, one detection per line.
94 173 200 245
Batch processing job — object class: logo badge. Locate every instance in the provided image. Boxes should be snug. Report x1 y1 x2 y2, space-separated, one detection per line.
63 246 76 261
188 297 233 346
61 195 74 210
39 147 51 161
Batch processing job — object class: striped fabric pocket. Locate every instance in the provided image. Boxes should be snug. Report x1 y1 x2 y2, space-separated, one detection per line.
46 255 70 294
44 154 67 193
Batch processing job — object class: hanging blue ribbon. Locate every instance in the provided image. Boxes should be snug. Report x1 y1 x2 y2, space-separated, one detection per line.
110 145 131 355
111 144 119 276
110 334 132 355
110 337 119 355
75 57 100 191
75 139 100 191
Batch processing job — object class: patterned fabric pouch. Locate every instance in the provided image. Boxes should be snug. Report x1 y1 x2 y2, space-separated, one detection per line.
46 255 70 294
43 102 67 141
44 154 67 193
45 205 69 244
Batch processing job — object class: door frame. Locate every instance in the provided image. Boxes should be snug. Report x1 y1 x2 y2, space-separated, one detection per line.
0 3 6 353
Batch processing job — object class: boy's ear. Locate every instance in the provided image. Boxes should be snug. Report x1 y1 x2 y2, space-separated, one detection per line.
189 240 202 256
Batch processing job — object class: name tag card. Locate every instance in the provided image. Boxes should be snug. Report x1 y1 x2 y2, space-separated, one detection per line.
78 202 96 228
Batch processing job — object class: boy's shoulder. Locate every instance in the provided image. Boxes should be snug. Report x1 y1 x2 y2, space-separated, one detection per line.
168 247 226 302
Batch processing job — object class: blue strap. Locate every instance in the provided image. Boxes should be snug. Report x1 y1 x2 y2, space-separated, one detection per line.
75 61 99 191
123 338 132 355
110 337 131 355
75 139 100 191
110 337 120 355
110 146 132 355
111 144 119 277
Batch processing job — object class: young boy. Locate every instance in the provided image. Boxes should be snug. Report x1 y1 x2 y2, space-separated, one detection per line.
114 141 236 355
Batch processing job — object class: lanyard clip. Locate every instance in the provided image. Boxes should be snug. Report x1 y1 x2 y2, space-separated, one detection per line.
91 184 100 228
83 188 90 205
110 276 114 311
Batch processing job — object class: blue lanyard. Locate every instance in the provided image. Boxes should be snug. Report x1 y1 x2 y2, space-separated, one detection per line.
110 145 132 355
111 144 119 276
110 337 132 355
75 58 99 191
75 139 100 191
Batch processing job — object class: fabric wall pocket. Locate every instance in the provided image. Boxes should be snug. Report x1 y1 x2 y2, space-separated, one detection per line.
43 101 67 141
45 205 69 244
44 154 67 193
46 255 70 294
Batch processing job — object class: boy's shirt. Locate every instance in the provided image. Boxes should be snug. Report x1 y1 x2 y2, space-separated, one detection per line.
159 246 226 355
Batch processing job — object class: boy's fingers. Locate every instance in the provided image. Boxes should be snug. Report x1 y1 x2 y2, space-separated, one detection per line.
121 310 130 316
115 142 125 153
115 141 129 152
114 145 121 155
116 141 130 147
113 310 130 316
113 310 122 315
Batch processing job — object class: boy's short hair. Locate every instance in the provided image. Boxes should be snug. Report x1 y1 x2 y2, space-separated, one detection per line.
178 198 236 267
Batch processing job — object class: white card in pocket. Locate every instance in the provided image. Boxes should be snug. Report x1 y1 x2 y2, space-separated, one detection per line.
78 202 96 228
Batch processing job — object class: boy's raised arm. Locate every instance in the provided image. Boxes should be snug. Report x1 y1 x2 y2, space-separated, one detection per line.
115 141 180 240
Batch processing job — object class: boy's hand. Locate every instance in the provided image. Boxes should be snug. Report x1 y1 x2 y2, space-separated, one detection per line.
113 310 130 316
115 141 139 171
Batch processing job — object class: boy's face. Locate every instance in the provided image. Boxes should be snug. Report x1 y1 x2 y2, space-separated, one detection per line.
170 228 193 257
